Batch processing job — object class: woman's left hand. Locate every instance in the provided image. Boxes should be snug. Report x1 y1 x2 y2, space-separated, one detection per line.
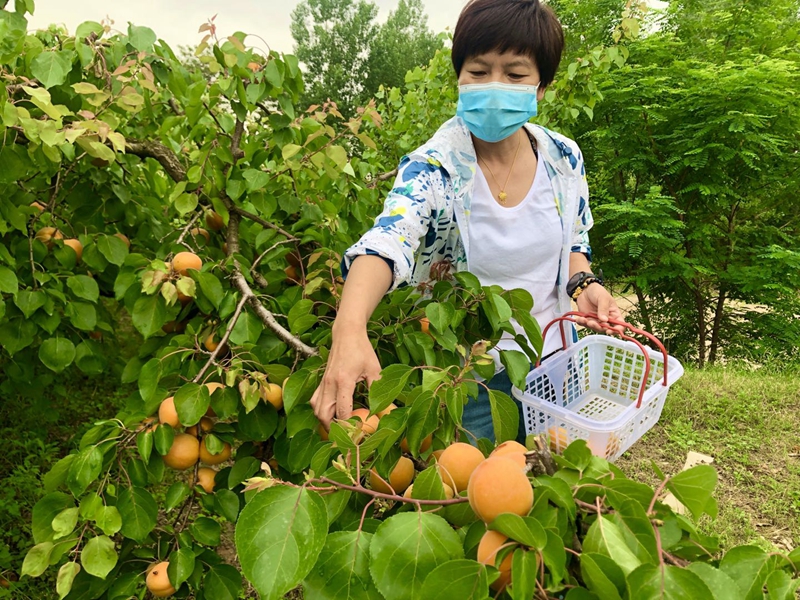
574 283 626 334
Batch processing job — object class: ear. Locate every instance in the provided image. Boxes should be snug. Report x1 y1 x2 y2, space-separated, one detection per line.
537 86 547 102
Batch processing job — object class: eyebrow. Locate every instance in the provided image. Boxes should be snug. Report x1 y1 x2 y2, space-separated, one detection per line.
466 57 534 69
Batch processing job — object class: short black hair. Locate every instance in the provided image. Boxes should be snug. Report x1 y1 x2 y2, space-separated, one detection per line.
452 0 565 88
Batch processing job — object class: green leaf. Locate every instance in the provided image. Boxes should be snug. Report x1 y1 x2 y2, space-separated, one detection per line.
0 318 36 355
127 24 157 51
21 541 54 578
67 275 100 302
425 302 455 332
283 368 319 414
580 553 624 600
235 486 328 598
117 487 157 542
264 59 284 88
31 50 72 88
419 559 490 600
719 545 787 600
369 364 413 415
32 492 74 543
191 516 221 546
153 424 175 456
44 456 75 494
15 289 45 318
405 390 438 456
215 489 240 523
96 235 128 266
229 310 262 345
57 562 81 599
765 570 800 600
610 499 659 565
243 168 270 191
511 548 538 600
94 506 122 537
75 20 103 39
168 547 195 588
52 507 79 539
174 383 210 427
67 446 103 496
487 389 519 444
196 272 224 309
303 531 382 599
626 564 713 600
74 340 107 375
80 535 117 579
685 563 743 600
666 465 717 520
499 350 530 391
203 563 243 600
0 265 18 293
369 512 464 600
131 295 167 338
488 514 544 549
138 358 161 404
165 482 191 512
39 337 75 373
582 515 641 575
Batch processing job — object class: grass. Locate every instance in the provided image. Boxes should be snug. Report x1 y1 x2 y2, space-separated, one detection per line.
616 364 800 553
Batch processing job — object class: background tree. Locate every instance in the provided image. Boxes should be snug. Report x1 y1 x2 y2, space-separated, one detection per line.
291 0 440 116
576 0 800 365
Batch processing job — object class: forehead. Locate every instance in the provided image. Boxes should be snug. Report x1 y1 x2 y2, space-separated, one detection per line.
463 50 537 69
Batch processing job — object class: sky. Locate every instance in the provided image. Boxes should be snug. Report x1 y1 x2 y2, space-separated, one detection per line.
27 0 469 54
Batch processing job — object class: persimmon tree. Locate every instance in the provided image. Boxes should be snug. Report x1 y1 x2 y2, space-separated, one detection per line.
2 4 799 600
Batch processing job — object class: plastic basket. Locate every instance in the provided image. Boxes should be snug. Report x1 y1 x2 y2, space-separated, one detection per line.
512 312 684 462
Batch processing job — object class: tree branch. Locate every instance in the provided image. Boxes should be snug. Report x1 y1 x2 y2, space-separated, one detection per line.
193 293 248 383
228 205 298 242
125 140 186 182
367 168 398 189
226 209 318 357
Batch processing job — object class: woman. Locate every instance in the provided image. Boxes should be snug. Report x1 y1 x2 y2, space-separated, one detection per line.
310 0 623 442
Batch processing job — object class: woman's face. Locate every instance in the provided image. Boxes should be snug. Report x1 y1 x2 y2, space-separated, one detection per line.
458 50 545 101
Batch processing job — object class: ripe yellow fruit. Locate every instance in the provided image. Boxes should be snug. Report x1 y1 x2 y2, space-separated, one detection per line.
199 438 232 465
30 201 46 212
376 403 397 418
370 456 414 495
114 232 130 248
146 561 176 597
430 449 445 463
261 382 284 410
195 467 217 493
401 434 432 454
477 530 515 591
284 265 300 284
163 434 200 470
204 382 224 417
203 333 219 352
158 397 181 428
351 408 379 435
63 239 83 261
467 456 533 523
547 426 569 453
172 252 202 275
162 320 186 334
205 211 225 231
35 227 63 248
437 442 485 492
420 317 431 335
318 423 329 441
491 440 527 458
190 227 210 244
185 416 214 437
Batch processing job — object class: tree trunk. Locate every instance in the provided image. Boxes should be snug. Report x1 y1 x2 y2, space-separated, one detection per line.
694 285 706 367
633 283 654 334
708 287 727 364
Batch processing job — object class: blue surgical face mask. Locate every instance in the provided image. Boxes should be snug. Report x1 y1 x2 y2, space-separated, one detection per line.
456 82 539 143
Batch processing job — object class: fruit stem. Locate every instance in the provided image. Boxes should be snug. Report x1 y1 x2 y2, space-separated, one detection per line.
314 477 470 506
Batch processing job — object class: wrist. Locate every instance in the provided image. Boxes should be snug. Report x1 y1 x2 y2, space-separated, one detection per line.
567 270 604 301
332 316 368 337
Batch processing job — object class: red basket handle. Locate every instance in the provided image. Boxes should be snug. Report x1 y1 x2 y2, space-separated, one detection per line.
537 311 669 408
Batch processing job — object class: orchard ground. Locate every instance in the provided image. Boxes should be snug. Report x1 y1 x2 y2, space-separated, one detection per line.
2 327 799 596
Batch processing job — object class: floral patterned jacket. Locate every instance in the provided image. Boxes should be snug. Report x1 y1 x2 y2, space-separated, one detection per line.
343 116 593 318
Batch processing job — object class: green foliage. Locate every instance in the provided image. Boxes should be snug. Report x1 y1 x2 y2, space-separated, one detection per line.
1 0 798 597
291 0 440 115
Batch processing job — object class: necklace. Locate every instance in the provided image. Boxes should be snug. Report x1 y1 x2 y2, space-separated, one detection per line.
478 130 523 205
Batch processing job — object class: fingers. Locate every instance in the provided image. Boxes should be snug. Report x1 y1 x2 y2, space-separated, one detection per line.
311 382 336 431
335 378 356 421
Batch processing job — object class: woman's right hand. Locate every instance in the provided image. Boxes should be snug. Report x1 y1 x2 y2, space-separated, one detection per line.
310 322 383 430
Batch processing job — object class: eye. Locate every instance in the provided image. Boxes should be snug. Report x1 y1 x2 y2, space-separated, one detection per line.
508 73 526 80
468 70 487 76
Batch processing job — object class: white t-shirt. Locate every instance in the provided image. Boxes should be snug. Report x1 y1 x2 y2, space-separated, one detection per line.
468 157 563 367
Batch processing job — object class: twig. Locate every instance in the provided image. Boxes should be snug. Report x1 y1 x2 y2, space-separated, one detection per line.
175 211 203 246
193 293 248 383
316 477 469 506
367 168 398 189
575 498 611 514
647 478 670 515
228 205 298 241
663 549 689 567
203 102 233 139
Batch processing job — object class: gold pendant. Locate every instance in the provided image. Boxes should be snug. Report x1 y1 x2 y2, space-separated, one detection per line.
498 191 507 204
